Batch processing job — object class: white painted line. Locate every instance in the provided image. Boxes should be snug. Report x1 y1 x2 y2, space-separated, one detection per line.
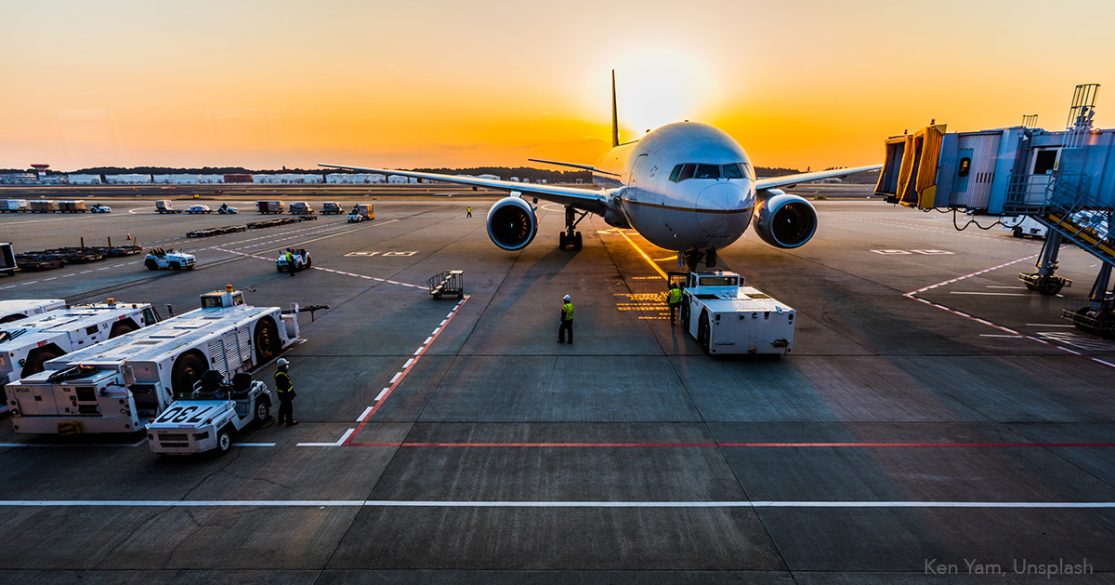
403 358 414 369
1092 358 1115 369
431 328 441 336
439 320 448 327
232 443 276 447
949 291 1028 296
43 277 57 281
423 336 433 345
986 285 1025 289
296 442 341 447
375 388 389 402
1027 323 1076 328
979 334 1023 338
413 347 423 356
0 442 140 448
336 428 355 445
357 406 374 422
0 500 1114 509
389 372 401 384
1057 346 1083 355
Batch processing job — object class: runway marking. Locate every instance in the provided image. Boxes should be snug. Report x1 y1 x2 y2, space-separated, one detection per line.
1027 323 1075 328
1 499 1114 509
979 334 1024 338
357 406 374 422
906 254 1038 296
343 297 470 446
346 440 1115 449
0 439 145 449
215 245 426 291
296 428 354 448
232 442 276 447
949 291 1027 296
616 229 668 280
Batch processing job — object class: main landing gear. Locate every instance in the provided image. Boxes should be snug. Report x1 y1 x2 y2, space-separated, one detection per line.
559 205 586 251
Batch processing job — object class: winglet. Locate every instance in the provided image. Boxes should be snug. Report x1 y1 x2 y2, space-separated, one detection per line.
611 69 619 148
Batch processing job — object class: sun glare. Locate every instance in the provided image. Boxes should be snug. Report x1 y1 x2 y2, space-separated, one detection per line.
612 48 717 139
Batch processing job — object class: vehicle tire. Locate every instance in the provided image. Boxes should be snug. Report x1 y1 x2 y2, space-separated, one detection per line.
21 346 64 378
253 317 280 364
170 350 207 398
457 291 464 300
1012 227 1023 238
1038 279 1064 296
253 397 271 424
574 232 583 251
680 300 690 330
145 259 158 271
559 232 568 249
216 427 232 454
305 257 312 268
171 262 182 271
109 319 139 338
697 312 711 355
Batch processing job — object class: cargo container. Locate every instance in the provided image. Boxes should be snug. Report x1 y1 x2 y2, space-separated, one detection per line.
28 200 58 213
57 200 87 213
0 199 27 212
256 200 286 214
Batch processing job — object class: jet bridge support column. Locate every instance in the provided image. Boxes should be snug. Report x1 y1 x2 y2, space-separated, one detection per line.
1019 231 1071 295
1064 263 1115 338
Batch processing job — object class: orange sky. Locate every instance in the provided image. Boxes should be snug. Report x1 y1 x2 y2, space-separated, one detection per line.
1 0 1113 171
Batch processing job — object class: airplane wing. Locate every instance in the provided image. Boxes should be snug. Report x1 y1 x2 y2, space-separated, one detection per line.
755 164 882 191
319 164 610 213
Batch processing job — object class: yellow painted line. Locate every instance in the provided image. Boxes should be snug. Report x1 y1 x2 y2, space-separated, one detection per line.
616 230 668 280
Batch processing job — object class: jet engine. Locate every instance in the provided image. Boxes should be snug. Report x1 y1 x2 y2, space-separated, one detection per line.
486 196 538 251
751 190 818 249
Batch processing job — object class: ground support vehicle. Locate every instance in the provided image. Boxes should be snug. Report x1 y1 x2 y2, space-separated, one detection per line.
217 203 239 214
0 299 66 324
428 270 464 300
12 253 65 272
187 225 247 238
29 200 58 213
7 287 300 435
256 200 285 214
155 200 182 214
186 205 212 214
57 200 87 213
289 202 314 215
144 248 196 271
1002 215 1048 239
1 302 157 413
90 204 112 213
0 243 16 277
0 200 28 212
321 202 342 214
347 203 375 222
673 271 796 356
276 249 312 273
146 371 272 454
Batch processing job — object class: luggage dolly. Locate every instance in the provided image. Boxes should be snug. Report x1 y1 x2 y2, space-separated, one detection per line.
428 270 464 300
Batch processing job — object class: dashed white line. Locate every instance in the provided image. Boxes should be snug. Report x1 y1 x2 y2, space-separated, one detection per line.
389 372 401 384
357 406 374 422
374 388 389 402
1 499 1114 509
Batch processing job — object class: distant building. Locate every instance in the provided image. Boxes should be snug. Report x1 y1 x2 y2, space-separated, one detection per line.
253 173 323 184
0 173 38 184
509 177 521 182
67 174 102 185
152 174 200 184
197 174 224 183
105 174 152 184
387 175 408 184
477 173 500 181
327 173 386 184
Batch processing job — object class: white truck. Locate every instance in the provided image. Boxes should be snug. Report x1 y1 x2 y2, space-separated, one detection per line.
155 200 182 214
144 248 197 271
347 203 374 223
7 287 300 435
146 370 273 454
276 249 312 273
0 299 67 324
674 271 796 356
1 302 158 413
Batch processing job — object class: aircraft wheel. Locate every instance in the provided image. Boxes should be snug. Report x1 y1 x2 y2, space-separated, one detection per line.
573 232 583 251
558 232 568 249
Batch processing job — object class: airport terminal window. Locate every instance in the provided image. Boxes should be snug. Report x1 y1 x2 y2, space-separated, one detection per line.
1033 150 1058 175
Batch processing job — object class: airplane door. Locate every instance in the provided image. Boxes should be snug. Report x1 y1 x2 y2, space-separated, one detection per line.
629 154 649 193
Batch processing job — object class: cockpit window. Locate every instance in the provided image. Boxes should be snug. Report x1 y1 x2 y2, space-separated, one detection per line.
694 164 720 179
670 162 752 182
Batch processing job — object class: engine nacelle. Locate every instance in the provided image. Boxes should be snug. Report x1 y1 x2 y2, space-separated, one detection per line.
752 190 818 249
486 196 538 251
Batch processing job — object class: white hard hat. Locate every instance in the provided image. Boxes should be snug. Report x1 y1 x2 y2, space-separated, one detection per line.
276 358 289 367
563 294 571 302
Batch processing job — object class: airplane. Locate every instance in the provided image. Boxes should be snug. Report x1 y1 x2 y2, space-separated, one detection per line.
322 71 880 270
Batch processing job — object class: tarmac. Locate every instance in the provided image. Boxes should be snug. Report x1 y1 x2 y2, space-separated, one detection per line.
1 195 1114 584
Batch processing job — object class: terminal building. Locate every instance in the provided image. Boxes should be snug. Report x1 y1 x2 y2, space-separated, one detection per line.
876 84 1115 337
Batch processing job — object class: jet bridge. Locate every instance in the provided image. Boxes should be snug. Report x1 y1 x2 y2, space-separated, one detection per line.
876 84 1115 338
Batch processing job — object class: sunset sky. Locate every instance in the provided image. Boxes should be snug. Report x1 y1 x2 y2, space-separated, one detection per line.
2 0 1113 171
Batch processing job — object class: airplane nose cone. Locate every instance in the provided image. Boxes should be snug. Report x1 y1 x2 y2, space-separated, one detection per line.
696 182 751 236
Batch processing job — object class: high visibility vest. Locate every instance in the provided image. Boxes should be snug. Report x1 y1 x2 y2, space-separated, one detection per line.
562 302 574 321
667 288 682 304
274 371 294 395
285 252 294 263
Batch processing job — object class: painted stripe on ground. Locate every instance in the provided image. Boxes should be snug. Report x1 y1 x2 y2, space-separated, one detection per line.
0 499 1113 509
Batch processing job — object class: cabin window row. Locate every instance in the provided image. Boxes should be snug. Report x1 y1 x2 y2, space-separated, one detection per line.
668 162 754 182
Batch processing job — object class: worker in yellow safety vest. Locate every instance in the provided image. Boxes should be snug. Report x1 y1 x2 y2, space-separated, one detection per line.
274 358 298 426
284 250 295 277
667 282 683 325
558 294 575 344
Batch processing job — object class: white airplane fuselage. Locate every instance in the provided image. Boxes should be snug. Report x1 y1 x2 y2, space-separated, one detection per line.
592 122 756 251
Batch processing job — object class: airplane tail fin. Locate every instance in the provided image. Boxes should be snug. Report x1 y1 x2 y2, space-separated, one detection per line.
611 70 619 147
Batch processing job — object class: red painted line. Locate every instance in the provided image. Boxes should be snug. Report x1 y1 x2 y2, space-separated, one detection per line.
345 441 1115 449
343 298 470 445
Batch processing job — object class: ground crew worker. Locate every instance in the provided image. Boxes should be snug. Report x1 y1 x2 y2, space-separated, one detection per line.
274 358 297 426
466 206 472 218
558 294 575 344
667 282 683 324
284 249 295 277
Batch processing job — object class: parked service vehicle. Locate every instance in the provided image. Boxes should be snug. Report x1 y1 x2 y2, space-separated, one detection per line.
144 248 196 271
276 248 312 273
146 370 273 454
186 204 212 214
347 203 375 222
0 301 158 413
321 202 342 214
29 200 58 213
89 204 112 214
289 201 314 215
217 203 239 214
0 243 18 277
1002 215 1047 239
256 200 285 214
57 200 88 213
8 286 300 435
674 271 795 356
0 199 28 212
0 299 67 324
155 200 182 214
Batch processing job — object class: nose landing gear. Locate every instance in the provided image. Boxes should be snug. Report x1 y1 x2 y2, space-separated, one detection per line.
680 248 718 272
559 205 587 251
